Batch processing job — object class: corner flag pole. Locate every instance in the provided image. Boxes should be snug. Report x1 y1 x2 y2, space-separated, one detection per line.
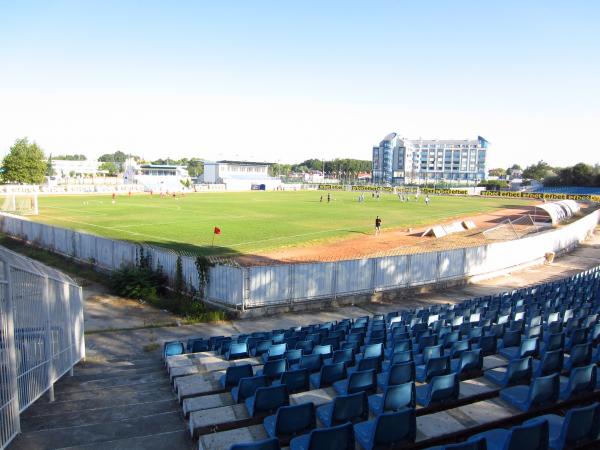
212 226 221 246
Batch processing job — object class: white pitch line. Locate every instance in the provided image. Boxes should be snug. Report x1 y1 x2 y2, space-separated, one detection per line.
37 216 195 246
35 217 370 250
43 205 109 216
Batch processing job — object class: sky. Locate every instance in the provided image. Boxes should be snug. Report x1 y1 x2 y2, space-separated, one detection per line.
0 1 599 168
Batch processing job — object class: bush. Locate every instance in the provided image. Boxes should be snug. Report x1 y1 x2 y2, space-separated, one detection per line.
109 265 167 302
478 179 509 190
109 264 228 323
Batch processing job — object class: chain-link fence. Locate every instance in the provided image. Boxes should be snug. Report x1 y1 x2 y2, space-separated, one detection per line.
0 246 84 449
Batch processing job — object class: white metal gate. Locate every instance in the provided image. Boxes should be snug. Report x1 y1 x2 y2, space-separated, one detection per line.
0 246 84 449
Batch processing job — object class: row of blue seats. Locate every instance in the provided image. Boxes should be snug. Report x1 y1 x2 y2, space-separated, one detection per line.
165 268 600 360
179 267 600 448
228 400 600 449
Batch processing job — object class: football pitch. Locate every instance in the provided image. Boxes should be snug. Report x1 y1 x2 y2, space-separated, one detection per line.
32 191 534 256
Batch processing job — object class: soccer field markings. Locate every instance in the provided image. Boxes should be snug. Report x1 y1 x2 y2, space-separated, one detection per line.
43 205 109 216
36 214 372 251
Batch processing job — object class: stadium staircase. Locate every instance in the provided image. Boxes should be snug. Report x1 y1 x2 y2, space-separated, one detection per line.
7 355 195 450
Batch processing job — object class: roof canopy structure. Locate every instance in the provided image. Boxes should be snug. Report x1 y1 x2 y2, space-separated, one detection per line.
534 200 580 225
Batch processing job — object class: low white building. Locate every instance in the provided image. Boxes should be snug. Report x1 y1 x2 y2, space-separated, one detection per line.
52 159 101 177
203 160 281 190
124 162 190 191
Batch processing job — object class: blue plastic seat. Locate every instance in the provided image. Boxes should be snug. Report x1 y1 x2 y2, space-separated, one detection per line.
231 375 269 403
289 421 355 450
382 350 413 372
485 356 532 387
347 355 382 376
414 334 438 354
256 358 287 380
296 340 314 355
474 334 497 357
416 372 460 407
416 355 451 382
354 408 416 450
316 391 368 426
498 329 521 350
523 402 600 450
310 362 346 389
163 341 185 358
324 348 355 367
284 349 302 365
252 340 273 357
187 338 208 353
451 349 483 376
377 361 415 390
263 402 315 439
442 331 460 348
355 343 384 364
385 339 412 358
500 337 538 360
220 364 254 390
558 363 596 401
245 384 289 417
263 343 287 362
291 354 323 373
565 327 588 351
541 332 564 354
229 437 281 450
272 368 310 393
333 368 377 395
414 344 443 366
563 342 592 373
449 339 471 360
312 344 333 359
468 420 549 450
532 349 563 377
499 372 559 412
225 342 249 360
368 382 415 415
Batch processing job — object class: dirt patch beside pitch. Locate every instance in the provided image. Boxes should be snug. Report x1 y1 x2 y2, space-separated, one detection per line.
234 203 543 266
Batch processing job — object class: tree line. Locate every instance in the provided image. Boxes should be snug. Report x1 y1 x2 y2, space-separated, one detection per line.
269 158 372 177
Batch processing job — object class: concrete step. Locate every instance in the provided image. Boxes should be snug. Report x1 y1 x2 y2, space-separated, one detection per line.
55 370 167 391
21 399 180 432
21 386 176 418
74 361 163 376
8 411 185 450
51 381 172 403
57 430 195 450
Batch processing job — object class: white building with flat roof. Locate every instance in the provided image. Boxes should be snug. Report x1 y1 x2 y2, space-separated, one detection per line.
51 159 101 177
203 160 281 190
124 163 190 191
372 133 489 185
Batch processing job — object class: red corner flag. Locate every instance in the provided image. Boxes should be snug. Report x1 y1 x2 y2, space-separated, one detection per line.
211 227 221 246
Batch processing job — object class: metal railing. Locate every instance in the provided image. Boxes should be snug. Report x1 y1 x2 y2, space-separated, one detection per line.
0 246 84 449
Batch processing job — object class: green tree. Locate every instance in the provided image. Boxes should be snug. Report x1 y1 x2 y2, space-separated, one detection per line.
99 161 119 176
2 138 47 184
46 154 56 176
187 158 204 177
488 168 507 177
522 160 553 181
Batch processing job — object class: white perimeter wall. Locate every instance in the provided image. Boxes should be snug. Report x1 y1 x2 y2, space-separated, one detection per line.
0 210 598 310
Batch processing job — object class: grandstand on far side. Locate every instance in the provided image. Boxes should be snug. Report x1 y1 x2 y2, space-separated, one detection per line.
203 160 282 190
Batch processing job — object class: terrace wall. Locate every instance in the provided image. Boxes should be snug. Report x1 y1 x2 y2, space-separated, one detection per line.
0 210 598 312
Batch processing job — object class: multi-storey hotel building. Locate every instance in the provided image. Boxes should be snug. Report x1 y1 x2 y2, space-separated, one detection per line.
372 132 488 185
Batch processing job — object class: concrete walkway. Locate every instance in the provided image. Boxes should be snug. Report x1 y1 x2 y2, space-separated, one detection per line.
8 228 600 450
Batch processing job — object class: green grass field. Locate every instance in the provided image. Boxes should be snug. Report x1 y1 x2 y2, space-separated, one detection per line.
31 191 534 256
